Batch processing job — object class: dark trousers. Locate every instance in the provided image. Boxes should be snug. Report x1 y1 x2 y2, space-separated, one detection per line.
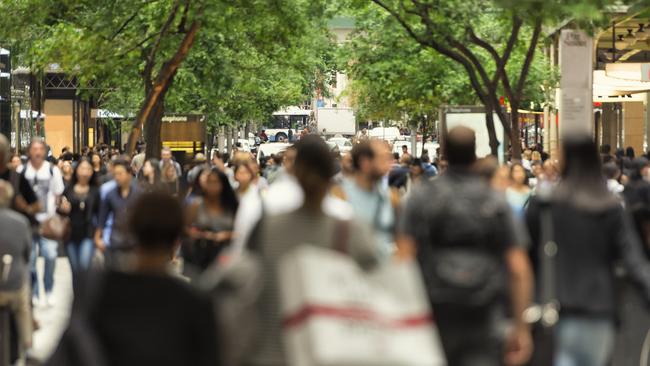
435 306 505 366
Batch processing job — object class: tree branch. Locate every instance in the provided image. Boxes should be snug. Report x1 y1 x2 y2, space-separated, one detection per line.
495 16 522 94
146 0 183 69
370 0 430 46
515 18 542 97
468 28 500 65
177 0 191 33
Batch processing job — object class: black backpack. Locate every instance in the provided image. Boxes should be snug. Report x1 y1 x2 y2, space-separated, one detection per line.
418 178 507 310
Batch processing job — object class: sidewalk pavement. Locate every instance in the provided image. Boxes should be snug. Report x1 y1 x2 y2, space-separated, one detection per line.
28 258 73 364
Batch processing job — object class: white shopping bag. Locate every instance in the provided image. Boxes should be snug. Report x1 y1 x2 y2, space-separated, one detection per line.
279 245 446 366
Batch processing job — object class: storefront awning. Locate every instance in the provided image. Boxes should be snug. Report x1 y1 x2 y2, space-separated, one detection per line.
593 70 650 98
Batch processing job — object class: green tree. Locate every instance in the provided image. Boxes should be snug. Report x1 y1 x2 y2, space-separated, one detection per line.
340 4 476 132
364 0 621 158
0 0 332 158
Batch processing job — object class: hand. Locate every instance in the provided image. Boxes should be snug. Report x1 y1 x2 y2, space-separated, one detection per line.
95 238 106 253
188 227 205 240
213 231 233 242
59 197 71 214
504 326 533 366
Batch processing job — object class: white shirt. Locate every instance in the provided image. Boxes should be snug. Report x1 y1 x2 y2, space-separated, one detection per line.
19 161 65 222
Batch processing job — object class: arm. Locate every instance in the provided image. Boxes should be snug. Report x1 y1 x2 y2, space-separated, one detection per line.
95 193 111 251
504 247 534 366
22 220 32 264
15 175 40 216
394 192 421 261
617 211 650 301
506 248 534 331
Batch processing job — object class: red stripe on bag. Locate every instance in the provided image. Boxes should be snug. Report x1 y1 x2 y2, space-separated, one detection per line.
283 304 433 329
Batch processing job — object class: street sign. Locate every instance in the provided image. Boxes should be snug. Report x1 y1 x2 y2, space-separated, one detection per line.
558 30 593 137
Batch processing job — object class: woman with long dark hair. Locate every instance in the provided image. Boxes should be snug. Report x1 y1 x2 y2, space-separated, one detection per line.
57 157 100 273
184 168 238 274
526 136 650 366
89 152 107 182
138 158 163 192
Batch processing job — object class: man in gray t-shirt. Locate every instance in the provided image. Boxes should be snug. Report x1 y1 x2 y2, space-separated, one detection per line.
0 180 33 348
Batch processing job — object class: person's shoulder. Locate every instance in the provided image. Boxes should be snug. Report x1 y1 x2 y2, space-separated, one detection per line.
0 209 30 230
106 271 210 303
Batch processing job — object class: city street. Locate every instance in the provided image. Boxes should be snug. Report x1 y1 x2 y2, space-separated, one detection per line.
2 1 650 365
29 258 72 363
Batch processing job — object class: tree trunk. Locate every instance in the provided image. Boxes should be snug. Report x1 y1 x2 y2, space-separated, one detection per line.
510 107 522 160
226 126 232 154
144 92 166 159
484 104 499 157
126 19 201 155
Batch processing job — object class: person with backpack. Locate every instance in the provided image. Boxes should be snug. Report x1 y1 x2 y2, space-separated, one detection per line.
398 126 534 366
0 134 39 218
20 139 65 307
526 136 650 366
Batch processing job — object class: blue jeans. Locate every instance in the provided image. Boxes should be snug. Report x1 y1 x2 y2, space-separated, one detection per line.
65 238 95 273
30 237 58 298
555 316 615 366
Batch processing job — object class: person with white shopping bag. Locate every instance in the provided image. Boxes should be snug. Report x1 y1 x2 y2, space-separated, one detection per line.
399 126 535 366
243 135 445 366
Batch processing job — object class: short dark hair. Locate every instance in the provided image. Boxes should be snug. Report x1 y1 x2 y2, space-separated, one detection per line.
351 141 374 170
112 158 132 174
128 192 184 251
445 126 476 167
294 135 335 179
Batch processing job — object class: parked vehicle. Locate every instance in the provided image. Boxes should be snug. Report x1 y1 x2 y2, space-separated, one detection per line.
368 127 401 142
256 142 293 164
327 136 353 153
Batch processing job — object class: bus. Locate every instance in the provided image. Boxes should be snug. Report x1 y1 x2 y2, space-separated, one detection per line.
265 106 312 142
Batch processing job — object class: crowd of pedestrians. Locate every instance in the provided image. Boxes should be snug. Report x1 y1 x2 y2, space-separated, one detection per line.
1 127 650 366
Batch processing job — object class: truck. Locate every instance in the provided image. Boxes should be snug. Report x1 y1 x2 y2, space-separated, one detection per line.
316 108 356 136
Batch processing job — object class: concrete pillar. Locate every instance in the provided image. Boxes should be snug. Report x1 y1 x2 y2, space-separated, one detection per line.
549 108 559 159
645 93 650 153
225 126 232 155
216 125 225 156
601 103 618 150
623 101 645 155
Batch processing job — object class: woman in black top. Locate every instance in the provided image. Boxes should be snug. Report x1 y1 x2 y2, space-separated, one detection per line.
58 158 100 274
526 136 650 366
90 152 107 183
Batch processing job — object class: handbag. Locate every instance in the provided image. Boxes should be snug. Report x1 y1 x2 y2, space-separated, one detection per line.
199 250 263 366
40 214 71 242
525 199 559 366
278 244 446 366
